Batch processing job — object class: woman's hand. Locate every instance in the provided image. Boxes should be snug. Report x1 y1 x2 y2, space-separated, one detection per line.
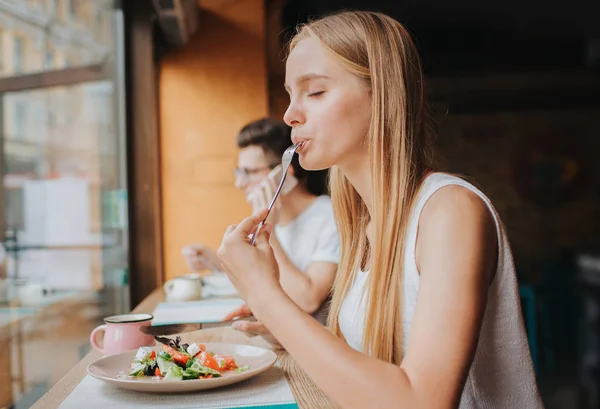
217 209 283 304
222 304 284 350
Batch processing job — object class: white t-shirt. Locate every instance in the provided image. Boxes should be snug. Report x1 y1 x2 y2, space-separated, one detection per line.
274 195 340 271
275 195 340 324
338 173 543 408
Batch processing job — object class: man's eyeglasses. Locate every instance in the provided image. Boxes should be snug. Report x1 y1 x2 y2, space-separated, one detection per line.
234 165 277 180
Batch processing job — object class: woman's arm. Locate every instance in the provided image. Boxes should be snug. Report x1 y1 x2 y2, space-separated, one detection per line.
219 187 497 408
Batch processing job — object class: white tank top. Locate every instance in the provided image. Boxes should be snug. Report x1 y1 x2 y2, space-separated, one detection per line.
338 172 544 408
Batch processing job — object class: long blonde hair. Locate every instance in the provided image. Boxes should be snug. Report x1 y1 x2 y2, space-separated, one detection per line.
289 11 432 364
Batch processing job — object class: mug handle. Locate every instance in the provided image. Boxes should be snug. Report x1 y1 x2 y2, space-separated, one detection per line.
163 279 175 294
90 325 107 354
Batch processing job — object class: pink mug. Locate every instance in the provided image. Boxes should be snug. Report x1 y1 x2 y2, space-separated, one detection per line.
90 313 155 355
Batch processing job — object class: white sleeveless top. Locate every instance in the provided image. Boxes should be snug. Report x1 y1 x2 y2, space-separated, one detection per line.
338 173 544 408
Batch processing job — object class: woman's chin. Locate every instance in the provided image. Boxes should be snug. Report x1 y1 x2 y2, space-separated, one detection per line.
298 154 330 171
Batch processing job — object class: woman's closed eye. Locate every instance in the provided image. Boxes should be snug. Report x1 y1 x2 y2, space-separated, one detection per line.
308 90 326 98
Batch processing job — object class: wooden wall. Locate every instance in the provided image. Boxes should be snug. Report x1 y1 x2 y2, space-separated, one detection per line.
159 0 268 279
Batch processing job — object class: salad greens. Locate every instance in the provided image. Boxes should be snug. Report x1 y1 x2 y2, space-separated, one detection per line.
127 338 248 381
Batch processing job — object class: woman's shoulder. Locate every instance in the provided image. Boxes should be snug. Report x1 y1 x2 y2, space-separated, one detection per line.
415 174 498 283
421 184 491 225
417 173 494 227
417 172 491 210
416 174 498 262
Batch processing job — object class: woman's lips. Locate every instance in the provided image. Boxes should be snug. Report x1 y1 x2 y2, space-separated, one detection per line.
295 140 308 153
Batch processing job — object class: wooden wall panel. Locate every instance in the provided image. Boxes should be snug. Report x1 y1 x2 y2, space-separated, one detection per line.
160 0 268 280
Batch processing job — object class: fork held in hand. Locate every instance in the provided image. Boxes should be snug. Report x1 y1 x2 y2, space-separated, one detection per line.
250 142 301 246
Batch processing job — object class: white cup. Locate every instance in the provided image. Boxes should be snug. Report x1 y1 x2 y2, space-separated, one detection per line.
163 274 203 302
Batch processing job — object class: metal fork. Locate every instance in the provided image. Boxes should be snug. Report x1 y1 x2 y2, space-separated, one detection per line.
250 142 301 246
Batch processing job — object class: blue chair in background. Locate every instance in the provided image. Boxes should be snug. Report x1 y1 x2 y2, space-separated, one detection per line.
519 260 578 376
519 284 539 373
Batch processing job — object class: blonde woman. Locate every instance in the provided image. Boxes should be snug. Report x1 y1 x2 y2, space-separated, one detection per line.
218 10 543 409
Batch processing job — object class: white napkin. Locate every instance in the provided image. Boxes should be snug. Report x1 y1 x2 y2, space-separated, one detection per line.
151 298 245 325
59 365 297 409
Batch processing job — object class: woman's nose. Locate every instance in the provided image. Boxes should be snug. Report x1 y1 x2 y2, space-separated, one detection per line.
283 99 305 127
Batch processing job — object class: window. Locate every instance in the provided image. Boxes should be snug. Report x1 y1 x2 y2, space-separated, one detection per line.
13 37 24 73
91 9 101 41
56 0 66 22
14 101 26 140
45 50 54 69
69 0 78 19
0 28 4 73
27 0 42 10
0 3 129 406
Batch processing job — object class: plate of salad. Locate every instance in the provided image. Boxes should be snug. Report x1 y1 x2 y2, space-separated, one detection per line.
87 337 277 393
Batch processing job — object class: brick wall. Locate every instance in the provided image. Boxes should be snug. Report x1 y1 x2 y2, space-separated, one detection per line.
432 109 600 280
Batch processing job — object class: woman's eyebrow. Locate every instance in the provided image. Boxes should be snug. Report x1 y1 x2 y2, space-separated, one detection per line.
284 73 331 92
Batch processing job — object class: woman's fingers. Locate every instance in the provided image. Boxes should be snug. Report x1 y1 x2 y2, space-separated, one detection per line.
254 223 273 250
229 209 268 238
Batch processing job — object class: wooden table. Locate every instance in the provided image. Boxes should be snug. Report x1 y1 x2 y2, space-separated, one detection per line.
32 289 336 409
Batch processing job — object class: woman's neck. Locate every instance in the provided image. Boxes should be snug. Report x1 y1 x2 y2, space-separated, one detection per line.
278 185 318 225
339 154 373 217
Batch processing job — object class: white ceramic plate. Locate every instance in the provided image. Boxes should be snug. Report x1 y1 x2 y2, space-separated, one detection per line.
87 342 277 393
